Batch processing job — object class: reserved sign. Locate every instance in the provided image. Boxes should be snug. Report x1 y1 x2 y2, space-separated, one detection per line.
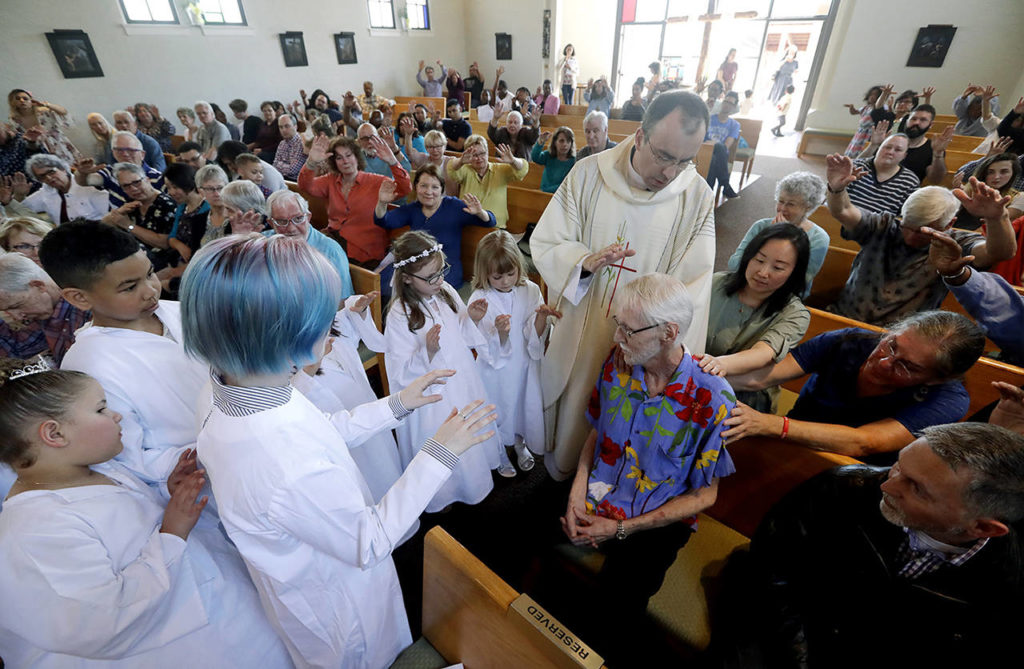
508 594 604 669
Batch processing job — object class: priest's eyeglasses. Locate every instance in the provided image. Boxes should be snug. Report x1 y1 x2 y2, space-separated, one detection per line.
645 138 693 169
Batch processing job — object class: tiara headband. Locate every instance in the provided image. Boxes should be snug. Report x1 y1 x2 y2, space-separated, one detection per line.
394 243 443 269
9 358 52 381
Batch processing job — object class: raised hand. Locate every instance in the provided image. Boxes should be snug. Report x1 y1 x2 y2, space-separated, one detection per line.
461 193 484 217
931 125 955 154
494 314 512 342
467 298 488 323
920 85 936 100
921 227 972 277
398 116 415 137
495 143 517 165
426 323 442 360
1015 97 1024 115
982 85 998 101
951 171 964 189
538 131 553 147
230 209 264 234
75 157 105 176
986 136 1013 158
160 470 208 540
534 304 562 336
343 91 357 109
368 133 398 164
989 382 1024 435
497 65 505 77
430 400 498 456
868 119 890 146
418 59 425 71
582 243 636 274
299 88 308 101
399 368 456 410
308 134 330 163
11 172 30 199
350 290 380 314
0 175 12 205
954 176 1011 221
22 125 44 143
825 153 867 191
377 178 397 204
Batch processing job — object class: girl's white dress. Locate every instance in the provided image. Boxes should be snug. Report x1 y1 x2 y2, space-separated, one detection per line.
385 283 499 511
469 281 547 453
0 461 292 668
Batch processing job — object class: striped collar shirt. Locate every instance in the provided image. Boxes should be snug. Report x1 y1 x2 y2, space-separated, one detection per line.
847 157 921 217
210 373 292 417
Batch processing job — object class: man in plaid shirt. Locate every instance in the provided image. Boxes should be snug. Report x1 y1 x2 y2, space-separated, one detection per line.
712 422 1024 667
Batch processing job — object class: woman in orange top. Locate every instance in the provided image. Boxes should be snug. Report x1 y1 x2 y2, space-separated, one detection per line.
299 134 411 266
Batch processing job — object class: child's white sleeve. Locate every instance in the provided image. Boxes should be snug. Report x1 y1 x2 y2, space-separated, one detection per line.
524 282 548 361
384 302 440 388
340 297 388 353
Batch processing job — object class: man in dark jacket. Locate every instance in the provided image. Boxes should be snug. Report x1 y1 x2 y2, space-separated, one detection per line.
713 421 1024 668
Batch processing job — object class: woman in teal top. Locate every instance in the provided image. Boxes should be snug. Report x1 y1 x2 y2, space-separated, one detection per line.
701 225 811 412
530 126 576 193
728 171 829 297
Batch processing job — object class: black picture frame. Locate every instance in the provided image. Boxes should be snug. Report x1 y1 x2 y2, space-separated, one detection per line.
45 30 103 79
334 32 357 65
906 25 956 68
280 32 308 67
496 33 512 61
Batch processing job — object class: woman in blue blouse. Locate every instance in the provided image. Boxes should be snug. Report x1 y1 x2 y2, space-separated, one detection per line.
374 164 495 286
530 126 576 193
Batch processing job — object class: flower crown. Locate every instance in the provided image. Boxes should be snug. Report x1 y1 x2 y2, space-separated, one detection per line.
394 243 443 269
9 358 52 381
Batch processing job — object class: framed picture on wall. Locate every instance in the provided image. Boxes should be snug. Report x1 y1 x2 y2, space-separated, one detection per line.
280 32 308 67
334 32 357 65
45 30 103 79
906 25 956 68
496 33 512 61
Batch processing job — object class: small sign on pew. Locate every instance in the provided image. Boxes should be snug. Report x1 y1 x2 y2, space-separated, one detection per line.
508 594 604 669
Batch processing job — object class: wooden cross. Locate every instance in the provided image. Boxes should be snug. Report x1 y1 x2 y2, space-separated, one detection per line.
605 242 638 317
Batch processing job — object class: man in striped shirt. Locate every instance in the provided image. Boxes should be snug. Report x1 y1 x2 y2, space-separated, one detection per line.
846 134 920 216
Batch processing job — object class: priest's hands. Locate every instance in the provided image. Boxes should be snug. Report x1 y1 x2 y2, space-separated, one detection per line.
431 399 498 456
582 243 636 274
399 368 456 410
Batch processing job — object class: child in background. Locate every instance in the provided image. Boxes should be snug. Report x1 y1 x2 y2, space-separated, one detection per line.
233 153 272 197
385 230 502 509
530 126 576 193
773 84 795 137
739 89 755 116
469 230 561 476
0 363 291 667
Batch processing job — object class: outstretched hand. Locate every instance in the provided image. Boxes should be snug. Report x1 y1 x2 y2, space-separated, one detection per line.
461 193 484 217
308 134 330 163
582 243 636 274
160 470 208 540
430 400 498 456
921 227 973 278
350 290 380 314
990 382 1024 436
825 153 867 191
953 177 1011 221
468 298 488 323
399 368 456 410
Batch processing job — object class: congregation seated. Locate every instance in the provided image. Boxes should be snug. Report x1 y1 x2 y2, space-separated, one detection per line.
246 100 283 164
0 215 52 265
824 154 1015 325
176 105 199 142
845 134 920 216
0 121 44 179
216 140 287 193
112 109 165 172
446 134 527 229
229 97 262 144
133 102 175 153
712 423 1024 667
857 102 952 184
583 76 614 116
84 112 114 164
162 162 208 270
997 96 1024 154
953 152 1023 228
440 98 472 151
78 131 165 208
416 59 447 98
0 251 88 364
444 67 465 105
462 62 486 108
22 153 109 223
356 122 412 176
193 100 231 161
106 162 178 270
533 79 561 115
530 126 576 193
487 103 539 160
723 310 984 464
953 85 1000 137
271 112 304 180
300 134 411 267
728 171 829 295
210 102 241 141
618 77 647 121
374 163 495 286
705 90 742 198
220 179 269 236
394 112 425 164
356 80 394 120
195 163 231 246
577 110 617 158
704 225 811 412
174 140 205 169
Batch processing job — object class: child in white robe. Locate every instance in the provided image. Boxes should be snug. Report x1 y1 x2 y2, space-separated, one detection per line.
0 363 292 668
39 221 209 488
179 234 496 669
385 230 502 510
469 230 561 476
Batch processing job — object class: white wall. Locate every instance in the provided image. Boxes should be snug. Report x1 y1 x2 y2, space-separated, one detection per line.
463 0 551 98
0 0 468 151
806 0 1024 130
556 0 616 87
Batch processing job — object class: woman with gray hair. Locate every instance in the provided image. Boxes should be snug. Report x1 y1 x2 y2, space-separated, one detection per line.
723 309 985 465
196 164 231 246
104 162 178 268
728 171 829 295
220 180 269 235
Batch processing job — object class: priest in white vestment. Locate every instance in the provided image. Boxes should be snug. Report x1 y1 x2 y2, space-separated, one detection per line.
531 91 716 479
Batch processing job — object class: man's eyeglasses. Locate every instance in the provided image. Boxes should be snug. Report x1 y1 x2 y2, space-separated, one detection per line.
613 316 664 339
119 177 146 190
112 147 143 154
408 262 451 285
645 139 692 169
271 214 308 228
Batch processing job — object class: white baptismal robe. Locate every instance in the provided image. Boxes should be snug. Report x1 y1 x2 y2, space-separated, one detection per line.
0 461 292 668
530 136 716 478
198 382 455 669
469 282 547 452
60 302 210 486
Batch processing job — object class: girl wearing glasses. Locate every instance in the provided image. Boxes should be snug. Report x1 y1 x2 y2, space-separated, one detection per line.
385 230 503 510
721 310 984 465
699 225 810 413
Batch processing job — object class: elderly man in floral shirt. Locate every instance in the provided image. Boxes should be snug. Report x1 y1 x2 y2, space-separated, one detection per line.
560 272 735 662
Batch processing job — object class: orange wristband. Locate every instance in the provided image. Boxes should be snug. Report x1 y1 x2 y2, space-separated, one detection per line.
780 416 790 439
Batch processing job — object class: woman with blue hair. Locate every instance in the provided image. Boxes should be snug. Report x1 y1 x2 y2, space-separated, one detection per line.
180 233 496 668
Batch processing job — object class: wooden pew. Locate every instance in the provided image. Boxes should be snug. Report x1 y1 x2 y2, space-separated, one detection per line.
394 95 445 115
787 307 1024 418
733 117 762 189
507 186 553 235
421 527 607 668
560 104 588 116
805 245 856 308
348 265 389 395
170 134 185 151
694 141 716 181
285 180 329 230
929 133 983 153
933 114 957 124
945 149 981 172
797 129 853 157
520 162 545 190
808 207 858 251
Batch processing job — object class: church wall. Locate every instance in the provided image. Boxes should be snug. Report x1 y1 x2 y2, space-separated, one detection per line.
0 0 469 152
555 0 617 89
805 0 1024 131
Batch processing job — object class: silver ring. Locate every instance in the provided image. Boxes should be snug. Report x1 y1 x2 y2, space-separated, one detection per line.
460 412 469 420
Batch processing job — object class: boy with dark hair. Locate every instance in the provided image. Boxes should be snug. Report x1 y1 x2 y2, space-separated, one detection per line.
39 220 210 487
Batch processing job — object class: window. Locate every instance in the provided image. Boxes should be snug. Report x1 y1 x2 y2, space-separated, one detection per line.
367 0 396 29
198 0 247 25
407 0 430 30
119 0 178 24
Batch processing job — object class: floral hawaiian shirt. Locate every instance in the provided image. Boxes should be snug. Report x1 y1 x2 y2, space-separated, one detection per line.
585 349 736 523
